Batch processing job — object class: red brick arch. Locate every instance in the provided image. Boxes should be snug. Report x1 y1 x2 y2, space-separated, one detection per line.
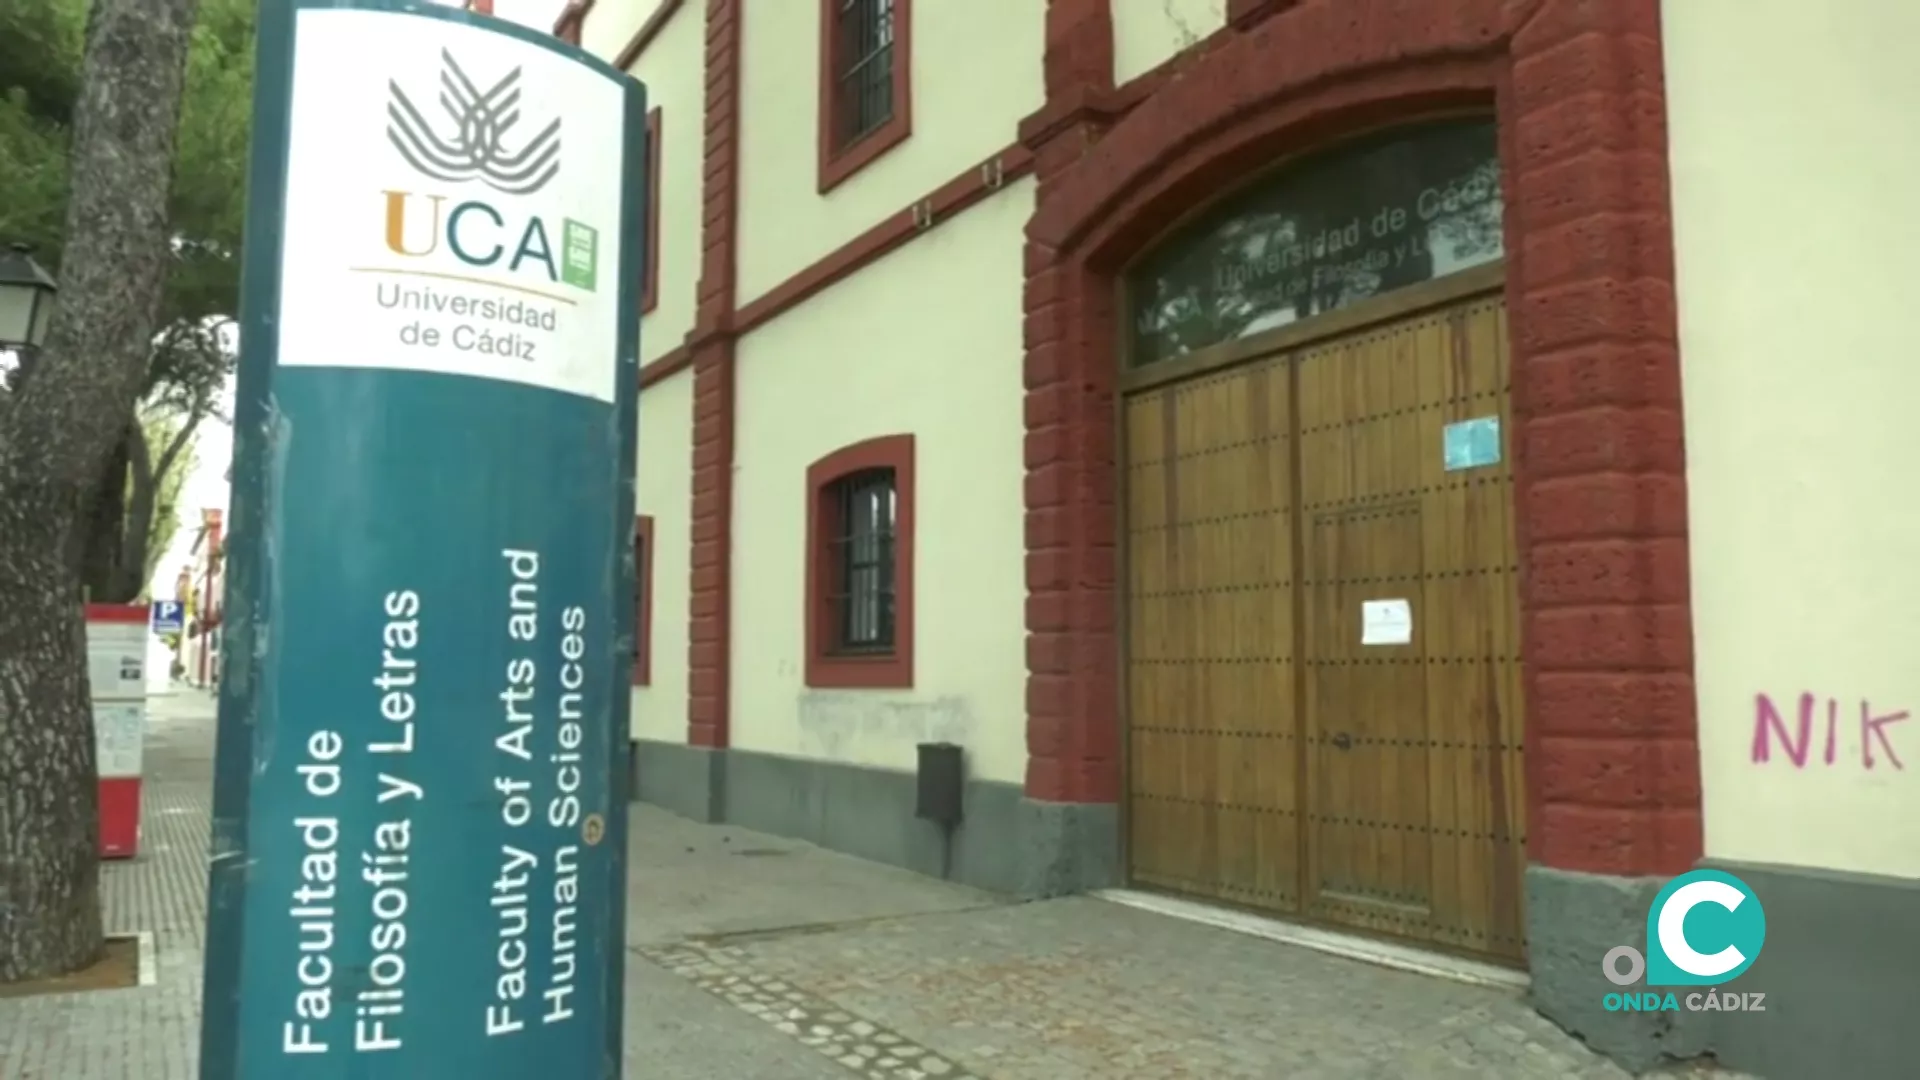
1019 0 1701 879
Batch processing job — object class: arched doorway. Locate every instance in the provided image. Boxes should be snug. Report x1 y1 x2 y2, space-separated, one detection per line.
1118 116 1527 962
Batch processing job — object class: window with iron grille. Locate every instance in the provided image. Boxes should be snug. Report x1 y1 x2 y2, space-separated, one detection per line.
805 435 913 688
824 468 897 653
829 0 897 151
641 108 661 314
632 516 653 686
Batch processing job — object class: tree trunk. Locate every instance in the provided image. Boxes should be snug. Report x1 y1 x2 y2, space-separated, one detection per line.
0 484 103 982
115 417 161 602
141 412 200 586
0 0 201 983
76 430 133 602
128 409 203 595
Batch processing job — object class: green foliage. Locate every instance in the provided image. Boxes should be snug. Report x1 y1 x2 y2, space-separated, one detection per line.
0 0 79 261
1 0 250 601
0 0 82 122
0 0 254 334
164 0 255 330
135 408 197 587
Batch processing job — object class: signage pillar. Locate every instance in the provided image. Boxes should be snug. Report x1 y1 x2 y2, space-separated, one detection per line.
86 603 151 859
199 3 645 1077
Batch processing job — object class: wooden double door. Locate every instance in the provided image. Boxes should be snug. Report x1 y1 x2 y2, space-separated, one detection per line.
1121 279 1528 962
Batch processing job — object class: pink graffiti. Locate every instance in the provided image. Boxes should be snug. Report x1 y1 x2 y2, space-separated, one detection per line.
1751 693 1909 770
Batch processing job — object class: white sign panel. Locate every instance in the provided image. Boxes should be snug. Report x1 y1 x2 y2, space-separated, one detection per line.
1361 599 1413 646
86 621 148 700
94 700 146 779
276 10 627 403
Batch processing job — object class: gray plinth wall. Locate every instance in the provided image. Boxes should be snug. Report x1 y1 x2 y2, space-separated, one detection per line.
1527 861 1919 1080
629 738 1118 898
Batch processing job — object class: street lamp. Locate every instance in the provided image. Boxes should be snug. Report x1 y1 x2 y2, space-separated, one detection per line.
0 242 58 352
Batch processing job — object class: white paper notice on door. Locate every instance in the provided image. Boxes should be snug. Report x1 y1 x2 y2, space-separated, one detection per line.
1361 599 1413 645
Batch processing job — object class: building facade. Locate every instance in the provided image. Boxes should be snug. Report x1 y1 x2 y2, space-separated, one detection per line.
552 1 1917 1075
179 507 225 688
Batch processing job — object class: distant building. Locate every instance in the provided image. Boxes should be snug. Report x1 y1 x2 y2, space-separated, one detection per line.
554 2 1916 1076
179 508 225 688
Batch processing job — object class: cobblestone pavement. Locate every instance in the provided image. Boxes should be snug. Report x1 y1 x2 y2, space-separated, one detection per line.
0 693 853 1080
1 694 1752 1079
655 904 1633 1080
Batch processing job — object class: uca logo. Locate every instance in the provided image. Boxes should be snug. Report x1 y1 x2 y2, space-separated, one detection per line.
386 48 561 196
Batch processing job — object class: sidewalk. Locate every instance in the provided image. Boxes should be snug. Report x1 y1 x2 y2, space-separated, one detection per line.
0 694 1742 1079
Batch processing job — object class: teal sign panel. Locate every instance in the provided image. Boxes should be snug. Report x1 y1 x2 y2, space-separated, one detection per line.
199 2 646 1077
1442 415 1502 472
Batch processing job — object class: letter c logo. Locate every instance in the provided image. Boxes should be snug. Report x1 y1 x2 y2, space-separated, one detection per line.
1657 880 1747 978
1644 869 1766 987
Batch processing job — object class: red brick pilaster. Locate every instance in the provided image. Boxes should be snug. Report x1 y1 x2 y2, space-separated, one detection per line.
686 0 742 748
1020 0 1702 874
552 1 584 43
1019 0 1122 804
1502 0 1698 876
1040 0 1111 100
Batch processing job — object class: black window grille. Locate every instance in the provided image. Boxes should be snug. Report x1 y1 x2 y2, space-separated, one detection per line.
826 468 896 653
831 0 896 149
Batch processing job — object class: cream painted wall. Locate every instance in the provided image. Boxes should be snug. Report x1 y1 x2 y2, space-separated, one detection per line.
1667 0 1920 879
579 0 660 64
729 180 1034 784
633 373 692 744
1112 0 1223 85
734 0 1044 305
585 0 705 364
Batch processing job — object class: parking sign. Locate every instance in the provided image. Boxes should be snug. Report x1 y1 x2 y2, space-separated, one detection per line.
151 600 185 634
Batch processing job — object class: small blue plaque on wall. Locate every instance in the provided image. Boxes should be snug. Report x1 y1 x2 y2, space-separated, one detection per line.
1443 416 1502 472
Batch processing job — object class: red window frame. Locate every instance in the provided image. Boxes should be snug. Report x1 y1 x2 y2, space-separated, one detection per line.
804 434 915 689
815 0 912 194
632 514 654 686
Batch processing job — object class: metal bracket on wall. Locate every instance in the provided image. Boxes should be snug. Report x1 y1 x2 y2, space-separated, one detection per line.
981 157 1005 190
911 200 935 231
